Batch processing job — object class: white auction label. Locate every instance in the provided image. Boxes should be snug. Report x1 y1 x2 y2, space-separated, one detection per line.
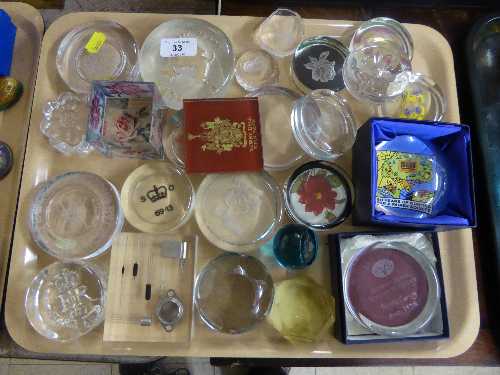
160 38 197 57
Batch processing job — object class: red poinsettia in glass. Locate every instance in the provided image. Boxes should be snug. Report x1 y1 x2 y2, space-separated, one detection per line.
298 174 339 216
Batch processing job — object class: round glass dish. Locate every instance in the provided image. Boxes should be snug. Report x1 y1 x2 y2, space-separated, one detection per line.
342 43 412 104
195 172 282 252
194 253 274 334
292 36 349 93
247 86 304 170
350 17 414 60
235 49 279 91
29 172 124 260
344 241 440 337
291 89 357 161
25 261 106 342
56 21 138 94
283 161 353 231
378 73 446 121
139 18 235 110
120 162 195 233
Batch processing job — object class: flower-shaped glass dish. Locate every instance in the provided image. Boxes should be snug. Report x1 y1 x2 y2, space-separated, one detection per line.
29 172 124 260
40 92 93 155
247 86 304 170
254 8 304 58
235 49 279 92
283 161 353 230
195 172 282 252
56 21 138 94
377 73 446 121
194 253 274 334
350 17 414 61
291 89 357 161
139 18 235 110
25 261 106 342
120 162 195 233
343 43 412 104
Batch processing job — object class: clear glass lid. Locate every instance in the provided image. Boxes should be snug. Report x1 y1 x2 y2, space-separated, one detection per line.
235 49 279 92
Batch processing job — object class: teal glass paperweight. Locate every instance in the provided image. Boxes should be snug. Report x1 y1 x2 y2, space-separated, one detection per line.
272 224 318 270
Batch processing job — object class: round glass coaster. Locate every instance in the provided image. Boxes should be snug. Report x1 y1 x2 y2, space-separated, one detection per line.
195 172 282 252
25 261 106 342
378 73 446 121
247 86 304 170
235 50 279 92
350 17 414 60
56 21 138 94
29 172 124 260
342 42 412 104
121 162 195 233
283 161 353 231
292 36 348 94
344 241 440 337
291 89 357 161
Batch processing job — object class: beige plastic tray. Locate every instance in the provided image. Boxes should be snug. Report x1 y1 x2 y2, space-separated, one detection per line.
6 12 479 358
0 2 43 309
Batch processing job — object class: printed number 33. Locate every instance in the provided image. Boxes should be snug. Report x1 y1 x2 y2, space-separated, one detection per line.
172 44 183 52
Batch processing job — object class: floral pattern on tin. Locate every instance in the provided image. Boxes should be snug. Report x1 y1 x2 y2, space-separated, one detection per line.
304 51 336 83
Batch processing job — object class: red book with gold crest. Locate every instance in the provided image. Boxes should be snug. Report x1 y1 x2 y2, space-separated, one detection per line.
184 98 264 173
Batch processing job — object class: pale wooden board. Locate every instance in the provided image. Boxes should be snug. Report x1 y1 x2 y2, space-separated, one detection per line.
5 12 478 358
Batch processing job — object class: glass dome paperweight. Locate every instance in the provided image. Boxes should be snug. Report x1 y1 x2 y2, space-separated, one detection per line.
235 49 279 91
56 21 138 94
195 172 282 252
139 18 235 110
25 261 106 342
247 86 304 170
343 42 412 104
378 73 446 121
194 253 274 334
254 8 304 58
121 162 195 233
291 89 357 161
29 172 124 260
272 224 318 270
350 17 414 60
40 92 93 155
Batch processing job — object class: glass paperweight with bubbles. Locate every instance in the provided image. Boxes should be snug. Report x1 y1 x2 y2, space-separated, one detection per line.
254 8 304 58
235 49 279 91
343 42 412 104
25 262 107 342
56 21 138 94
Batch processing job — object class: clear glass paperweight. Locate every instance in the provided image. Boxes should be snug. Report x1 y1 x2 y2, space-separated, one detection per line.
291 89 357 160
343 43 412 104
235 49 279 91
194 253 274 334
254 8 304 58
29 172 124 260
56 21 138 94
350 17 414 60
139 18 235 110
40 92 92 155
195 172 282 252
378 73 446 121
247 86 304 170
25 261 106 342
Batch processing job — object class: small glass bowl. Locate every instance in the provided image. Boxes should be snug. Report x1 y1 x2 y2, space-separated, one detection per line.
378 73 446 121
235 49 279 92
195 172 282 252
291 89 357 161
343 241 440 337
40 92 93 155
25 261 106 342
343 43 412 104
139 18 235 110
350 17 414 60
247 86 304 170
283 161 353 231
254 8 304 58
56 21 138 94
194 253 274 334
29 172 124 260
